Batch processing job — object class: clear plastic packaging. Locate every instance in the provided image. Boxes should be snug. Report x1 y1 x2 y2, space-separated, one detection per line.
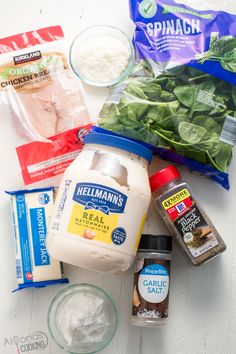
0 26 90 142
0 26 91 186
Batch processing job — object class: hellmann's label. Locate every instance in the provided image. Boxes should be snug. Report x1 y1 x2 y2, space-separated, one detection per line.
69 183 128 245
50 179 148 256
72 183 127 214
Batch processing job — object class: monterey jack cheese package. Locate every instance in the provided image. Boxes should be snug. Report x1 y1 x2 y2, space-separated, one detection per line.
6 187 68 291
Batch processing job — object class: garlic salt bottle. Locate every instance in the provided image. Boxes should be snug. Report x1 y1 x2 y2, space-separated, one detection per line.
47 132 152 274
131 234 172 327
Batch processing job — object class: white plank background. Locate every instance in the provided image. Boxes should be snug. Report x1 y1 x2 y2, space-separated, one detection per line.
0 1 236 353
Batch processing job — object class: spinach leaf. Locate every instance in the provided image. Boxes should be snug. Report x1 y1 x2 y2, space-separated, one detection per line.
221 59 236 73
178 122 207 144
156 114 188 134
199 132 222 157
232 86 236 106
141 83 162 101
126 82 148 100
215 143 233 171
174 81 215 117
196 33 236 73
144 106 175 125
210 32 219 47
192 115 222 134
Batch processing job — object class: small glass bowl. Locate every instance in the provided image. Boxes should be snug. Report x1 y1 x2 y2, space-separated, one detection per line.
48 284 118 354
69 25 135 87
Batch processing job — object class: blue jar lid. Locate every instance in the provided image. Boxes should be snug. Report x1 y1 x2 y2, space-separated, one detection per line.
83 133 153 162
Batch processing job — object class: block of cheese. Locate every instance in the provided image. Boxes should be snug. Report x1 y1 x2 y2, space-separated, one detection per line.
6 187 69 291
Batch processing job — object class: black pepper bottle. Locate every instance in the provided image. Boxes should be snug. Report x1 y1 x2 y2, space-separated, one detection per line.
149 165 226 266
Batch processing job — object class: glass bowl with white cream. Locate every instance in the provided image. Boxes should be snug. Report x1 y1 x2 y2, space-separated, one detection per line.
48 284 118 354
69 25 135 87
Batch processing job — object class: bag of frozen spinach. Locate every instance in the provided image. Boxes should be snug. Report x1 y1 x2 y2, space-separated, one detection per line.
98 0 236 189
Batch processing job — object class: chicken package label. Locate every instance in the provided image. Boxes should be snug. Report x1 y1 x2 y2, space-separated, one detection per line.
130 0 236 85
16 124 91 185
0 26 92 184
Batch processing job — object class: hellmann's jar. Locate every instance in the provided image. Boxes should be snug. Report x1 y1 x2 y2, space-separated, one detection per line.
47 132 153 274
149 166 226 266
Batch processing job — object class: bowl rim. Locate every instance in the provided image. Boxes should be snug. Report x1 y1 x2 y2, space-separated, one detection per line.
47 283 118 354
69 24 135 87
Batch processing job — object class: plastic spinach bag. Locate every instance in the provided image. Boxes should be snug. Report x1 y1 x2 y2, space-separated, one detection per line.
98 0 236 189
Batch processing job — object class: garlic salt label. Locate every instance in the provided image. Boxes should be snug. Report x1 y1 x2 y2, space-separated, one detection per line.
138 264 169 303
132 259 170 319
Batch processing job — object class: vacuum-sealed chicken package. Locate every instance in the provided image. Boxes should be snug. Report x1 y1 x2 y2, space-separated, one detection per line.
0 26 91 185
98 0 236 189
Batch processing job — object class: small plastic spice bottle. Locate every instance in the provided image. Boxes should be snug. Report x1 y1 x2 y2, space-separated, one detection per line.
131 234 172 327
149 165 226 266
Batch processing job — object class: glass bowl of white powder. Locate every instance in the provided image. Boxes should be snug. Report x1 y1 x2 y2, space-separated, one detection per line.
48 284 118 353
69 25 135 86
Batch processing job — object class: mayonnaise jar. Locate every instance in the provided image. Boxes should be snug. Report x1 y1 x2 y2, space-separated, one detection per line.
47 132 152 274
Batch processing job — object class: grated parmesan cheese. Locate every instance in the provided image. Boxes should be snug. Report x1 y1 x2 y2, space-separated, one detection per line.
76 35 131 83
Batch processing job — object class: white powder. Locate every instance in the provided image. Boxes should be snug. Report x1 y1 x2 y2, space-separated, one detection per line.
57 292 110 347
77 35 131 83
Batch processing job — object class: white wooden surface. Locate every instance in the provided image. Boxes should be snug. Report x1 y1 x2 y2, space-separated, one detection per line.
1 1 236 353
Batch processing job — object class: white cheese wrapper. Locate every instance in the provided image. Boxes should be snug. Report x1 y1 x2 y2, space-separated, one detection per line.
6 187 68 291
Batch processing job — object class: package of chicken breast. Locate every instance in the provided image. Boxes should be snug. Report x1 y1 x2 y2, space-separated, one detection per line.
0 26 92 185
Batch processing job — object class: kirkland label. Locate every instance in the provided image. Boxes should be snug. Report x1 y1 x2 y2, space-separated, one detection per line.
14 50 42 65
162 188 219 258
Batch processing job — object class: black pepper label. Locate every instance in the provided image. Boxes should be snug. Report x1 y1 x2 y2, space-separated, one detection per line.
162 188 219 258
132 258 170 319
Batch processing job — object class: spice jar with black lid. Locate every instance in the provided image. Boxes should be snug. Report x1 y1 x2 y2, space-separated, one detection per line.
149 165 226 266
131 234 172 327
